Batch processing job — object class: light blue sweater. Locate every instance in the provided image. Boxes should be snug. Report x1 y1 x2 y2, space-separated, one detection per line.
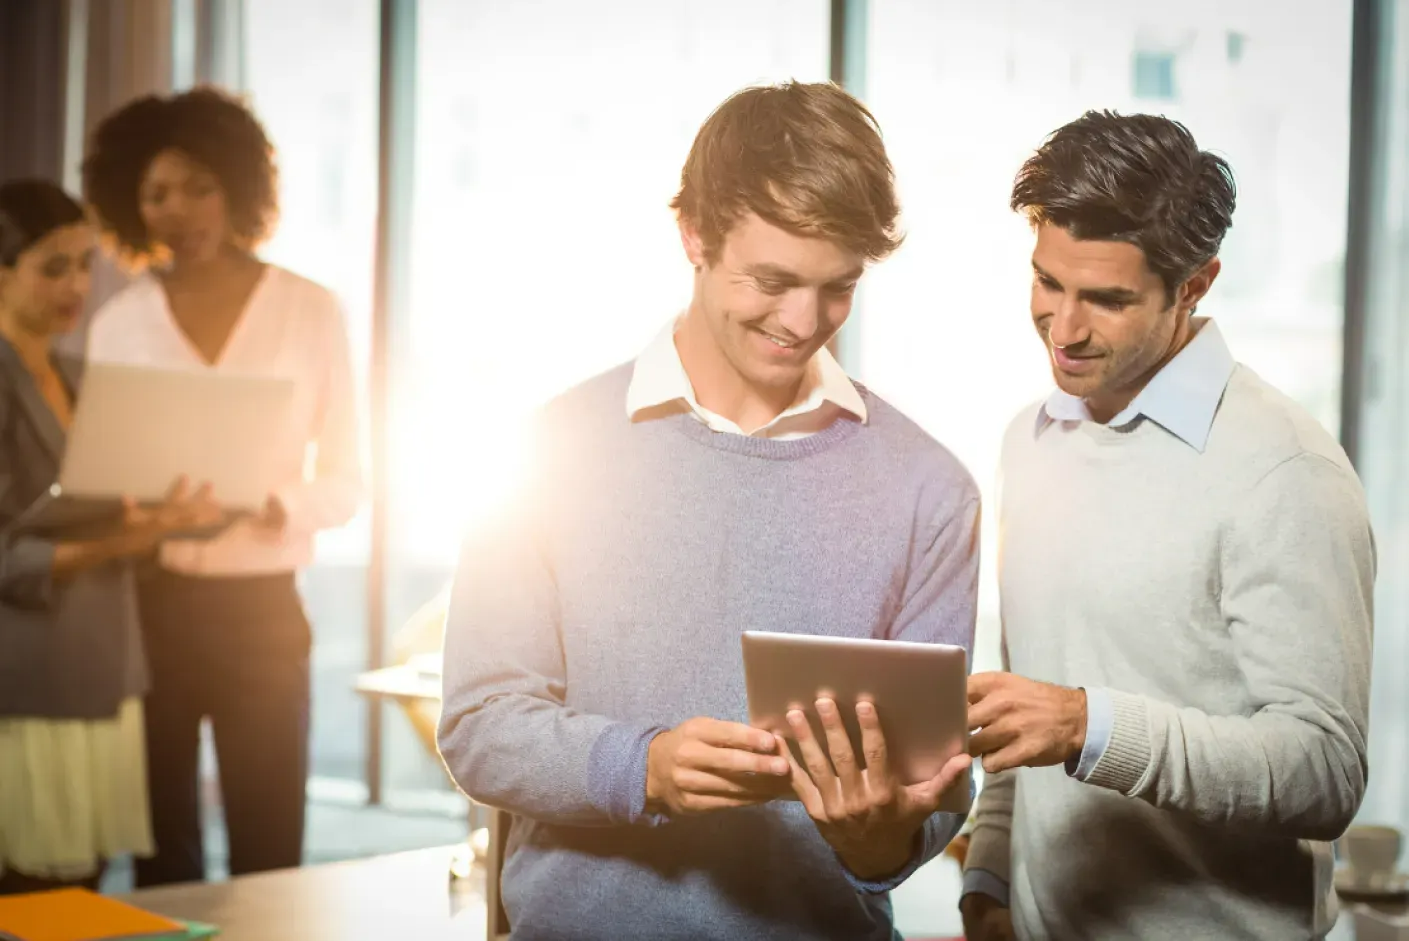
438 363 980 940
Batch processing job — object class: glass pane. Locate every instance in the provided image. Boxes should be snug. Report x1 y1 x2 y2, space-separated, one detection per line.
860 0 1353 676
242 0 380 787
389 0 830 794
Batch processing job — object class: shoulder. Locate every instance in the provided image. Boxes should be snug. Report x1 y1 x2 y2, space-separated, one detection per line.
854 385 981 507
1212 365 1357 484
262 266 348 328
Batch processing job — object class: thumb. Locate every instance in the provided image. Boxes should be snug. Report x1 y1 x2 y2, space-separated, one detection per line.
912 753 973 807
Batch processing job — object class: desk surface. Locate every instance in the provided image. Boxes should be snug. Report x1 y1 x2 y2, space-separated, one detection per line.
121 846 486 941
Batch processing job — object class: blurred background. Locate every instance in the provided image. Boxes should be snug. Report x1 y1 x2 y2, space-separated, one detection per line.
2 1 1407 935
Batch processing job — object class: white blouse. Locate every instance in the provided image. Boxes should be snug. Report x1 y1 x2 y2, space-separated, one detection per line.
86 265 364 577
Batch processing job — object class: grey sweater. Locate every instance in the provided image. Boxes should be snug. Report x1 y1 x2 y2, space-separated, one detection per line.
966 365 1374 940
438 364 980 940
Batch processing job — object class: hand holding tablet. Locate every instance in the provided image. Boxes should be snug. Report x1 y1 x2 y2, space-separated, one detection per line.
741 630 972 813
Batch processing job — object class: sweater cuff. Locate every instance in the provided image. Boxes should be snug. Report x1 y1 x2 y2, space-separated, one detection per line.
586 722 671 826
961 867 1010 907
1083 689 1153 795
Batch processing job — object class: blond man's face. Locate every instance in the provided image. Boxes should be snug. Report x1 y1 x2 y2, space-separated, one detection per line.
679 213 864 396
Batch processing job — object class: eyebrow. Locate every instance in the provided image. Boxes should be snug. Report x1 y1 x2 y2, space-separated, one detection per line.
743 262 865 286
1032 261 1143 306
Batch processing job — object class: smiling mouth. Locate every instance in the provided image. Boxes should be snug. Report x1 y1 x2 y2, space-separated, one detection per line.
755 327 801 350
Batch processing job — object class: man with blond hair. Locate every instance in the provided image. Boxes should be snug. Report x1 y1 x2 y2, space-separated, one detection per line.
438 82 978 940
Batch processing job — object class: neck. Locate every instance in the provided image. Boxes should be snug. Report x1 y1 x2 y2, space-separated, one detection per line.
164 243 254 288
1086 314 1198 424
0 311 52 373
674 304 801 433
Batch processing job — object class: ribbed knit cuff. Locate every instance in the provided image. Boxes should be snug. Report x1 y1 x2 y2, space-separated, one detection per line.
961 868 1010 907
1083 689 1153 795
586 722 672 826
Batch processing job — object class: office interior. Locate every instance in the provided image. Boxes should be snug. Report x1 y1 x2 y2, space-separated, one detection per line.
1 0 1408 939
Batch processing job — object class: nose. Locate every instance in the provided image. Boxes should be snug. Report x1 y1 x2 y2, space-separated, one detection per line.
1046 294 1091 349
775 289 821 344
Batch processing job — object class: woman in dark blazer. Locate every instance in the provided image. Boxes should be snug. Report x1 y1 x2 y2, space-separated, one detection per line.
0 179 217 895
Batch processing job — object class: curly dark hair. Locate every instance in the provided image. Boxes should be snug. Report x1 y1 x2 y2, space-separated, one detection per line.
82 86 279 260
1010 110 1236 301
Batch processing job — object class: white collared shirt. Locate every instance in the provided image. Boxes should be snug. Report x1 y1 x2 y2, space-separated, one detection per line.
86 265 364 577
625 317 867 440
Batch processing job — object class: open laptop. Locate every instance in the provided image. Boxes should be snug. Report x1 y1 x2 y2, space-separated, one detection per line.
12 362 296 537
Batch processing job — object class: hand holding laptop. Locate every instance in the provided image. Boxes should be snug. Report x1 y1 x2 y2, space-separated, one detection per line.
51 476 224 574
118 475 226 549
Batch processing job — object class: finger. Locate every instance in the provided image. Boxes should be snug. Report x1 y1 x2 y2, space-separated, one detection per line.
778 733 826 817
967 671 1003 704
855 700 893 790
982 743 1026 775
165 475 190 502
674 768 790 800
787 709 840 814
909 753 973 809
674 792 766 815
968 694 1008 732
192 481 215 503
693 719 779 754
685 742 789 778
815 699 863 794
967 723 1013 759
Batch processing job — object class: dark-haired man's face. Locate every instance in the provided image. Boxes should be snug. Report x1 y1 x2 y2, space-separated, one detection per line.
674 212 864 432
1029 223 1215 422
139 148 231 267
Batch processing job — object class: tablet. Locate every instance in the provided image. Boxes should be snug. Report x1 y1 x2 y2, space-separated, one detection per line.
742 630 971 814
19 362 295 534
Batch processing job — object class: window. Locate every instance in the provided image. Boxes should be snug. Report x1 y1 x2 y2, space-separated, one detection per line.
395 1 830 594
242 0 381 787
386 2 831 792
859 0 1353 678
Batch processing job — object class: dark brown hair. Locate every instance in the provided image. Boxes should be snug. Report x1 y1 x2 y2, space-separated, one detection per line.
82 86 278 261
671 81 902 264
1011 110 1236 299
0 180 86 268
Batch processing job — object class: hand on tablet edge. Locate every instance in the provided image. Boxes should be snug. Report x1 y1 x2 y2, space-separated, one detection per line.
783 698 972 880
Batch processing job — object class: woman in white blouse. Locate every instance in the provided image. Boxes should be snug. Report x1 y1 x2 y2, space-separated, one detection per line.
82 87 363 886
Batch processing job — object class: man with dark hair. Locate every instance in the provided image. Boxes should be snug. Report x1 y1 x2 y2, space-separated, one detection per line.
438 81 977 940
959 111 1374 940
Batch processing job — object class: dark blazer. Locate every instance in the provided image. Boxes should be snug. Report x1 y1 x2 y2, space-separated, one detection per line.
0 335 146 719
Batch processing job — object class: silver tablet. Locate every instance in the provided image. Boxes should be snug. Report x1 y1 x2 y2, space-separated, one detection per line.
742 630 971 814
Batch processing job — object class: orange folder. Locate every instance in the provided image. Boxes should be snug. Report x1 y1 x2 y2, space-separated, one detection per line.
0 888 187 941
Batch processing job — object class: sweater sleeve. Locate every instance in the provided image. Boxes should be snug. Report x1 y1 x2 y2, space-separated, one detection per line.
1082 453 1374 840
841 490 980 892
436 427 667 827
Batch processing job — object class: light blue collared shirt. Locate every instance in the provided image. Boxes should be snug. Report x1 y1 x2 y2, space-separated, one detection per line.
962 319 1236 908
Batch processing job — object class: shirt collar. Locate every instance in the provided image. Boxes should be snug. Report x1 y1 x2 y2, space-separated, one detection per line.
625 316 868 432
1037 318 1236 452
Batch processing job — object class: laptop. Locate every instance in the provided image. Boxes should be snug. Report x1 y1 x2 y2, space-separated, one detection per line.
12 362 296 537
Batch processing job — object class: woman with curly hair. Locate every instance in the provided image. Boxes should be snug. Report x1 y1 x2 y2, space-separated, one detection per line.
0 179 219 894
82 87 363 887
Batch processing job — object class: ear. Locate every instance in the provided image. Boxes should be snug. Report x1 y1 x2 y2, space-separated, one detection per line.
678 218 707 270
1177 258 1221 313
